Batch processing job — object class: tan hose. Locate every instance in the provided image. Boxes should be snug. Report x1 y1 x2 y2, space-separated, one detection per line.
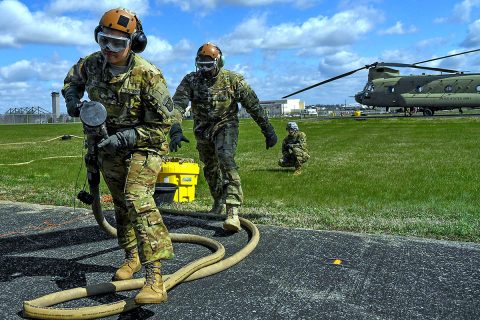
23 190 260 319
90 184 117 238
23 233 225 319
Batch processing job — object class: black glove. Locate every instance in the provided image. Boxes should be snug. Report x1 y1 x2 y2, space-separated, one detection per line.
64 88 83 117
97 129 136 154
65 95 82 117
169 123 190 152
262 123 278 149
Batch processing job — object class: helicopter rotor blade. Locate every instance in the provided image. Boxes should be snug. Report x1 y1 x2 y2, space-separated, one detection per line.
378 62 458 73
413 48 480 65
282 63 377 99
281 54 466 99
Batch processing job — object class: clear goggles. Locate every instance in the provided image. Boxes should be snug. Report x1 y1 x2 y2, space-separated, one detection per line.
196 59 217 72
97 32 130 53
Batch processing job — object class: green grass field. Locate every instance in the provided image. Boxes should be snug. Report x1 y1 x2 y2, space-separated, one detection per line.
1 116 479 242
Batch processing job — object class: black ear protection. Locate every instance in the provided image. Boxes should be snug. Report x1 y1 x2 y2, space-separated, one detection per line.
130 18 147 53
94 15 147 53
215 44 225 68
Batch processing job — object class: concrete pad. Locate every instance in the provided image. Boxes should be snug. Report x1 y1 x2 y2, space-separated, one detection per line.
0 200 479 319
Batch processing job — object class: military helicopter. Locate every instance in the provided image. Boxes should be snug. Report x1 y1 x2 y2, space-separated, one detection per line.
283 48 480 116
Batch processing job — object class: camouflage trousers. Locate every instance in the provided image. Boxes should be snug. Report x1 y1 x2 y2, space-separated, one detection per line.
278 148 310 169
98 150 174 263
196 124 243 206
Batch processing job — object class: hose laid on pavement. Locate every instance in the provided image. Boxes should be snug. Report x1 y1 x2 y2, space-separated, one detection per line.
23 189 260 319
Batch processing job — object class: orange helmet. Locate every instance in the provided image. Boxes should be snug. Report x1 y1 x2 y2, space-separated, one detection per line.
197 43 221 60
196 42 224 69
99 8 137 35
94 8 147 53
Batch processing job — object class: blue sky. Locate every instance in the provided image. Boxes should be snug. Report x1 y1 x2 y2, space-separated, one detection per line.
2 0 480 113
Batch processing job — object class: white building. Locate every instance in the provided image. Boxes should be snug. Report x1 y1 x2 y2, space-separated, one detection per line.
238 99 305 118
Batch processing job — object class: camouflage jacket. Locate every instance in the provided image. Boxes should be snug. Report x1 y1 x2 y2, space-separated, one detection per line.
62 52 177 155
172 68 270 140
282 131 309 157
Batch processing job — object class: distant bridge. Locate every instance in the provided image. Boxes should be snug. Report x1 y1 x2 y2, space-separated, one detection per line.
5 106 50 115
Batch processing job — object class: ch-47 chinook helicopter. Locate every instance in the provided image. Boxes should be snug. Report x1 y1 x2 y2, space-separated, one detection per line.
283 48 480 116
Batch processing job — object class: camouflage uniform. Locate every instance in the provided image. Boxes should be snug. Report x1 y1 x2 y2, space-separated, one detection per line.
173 68 273 206
62 52 175 263
278 131 310 169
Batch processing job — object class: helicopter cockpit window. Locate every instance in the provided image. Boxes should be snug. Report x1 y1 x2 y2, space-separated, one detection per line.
364 82 374 92
444 85 453 93
416 86 423 93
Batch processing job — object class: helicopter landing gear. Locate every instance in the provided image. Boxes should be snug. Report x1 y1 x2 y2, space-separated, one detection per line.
404 107 416 116
423 108 434 116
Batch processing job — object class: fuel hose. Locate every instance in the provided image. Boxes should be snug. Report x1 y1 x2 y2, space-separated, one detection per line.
22 187 260 319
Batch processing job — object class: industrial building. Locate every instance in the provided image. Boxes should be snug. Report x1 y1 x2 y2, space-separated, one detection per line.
238 99 305 118
0 91 65 124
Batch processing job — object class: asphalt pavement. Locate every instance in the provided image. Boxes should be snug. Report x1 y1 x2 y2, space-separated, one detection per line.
0 200 479 320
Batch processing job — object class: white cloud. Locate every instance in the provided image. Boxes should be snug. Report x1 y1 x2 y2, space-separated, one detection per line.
0 59 72 82
432 49 480 71
218 9 379 54
317 51 374 76
373 49 480 75
0 58 74 113
379 21 418 35
143 37 194 65
0 79 60 113
247 58 366 104
436 0 480 23
461 19 480 47
0 82 29 91
230 63 252 78
453 0 480 22
157 0 315 12
379 49 418 64
47 0 150 15
415 37 450 49
0 0 94 47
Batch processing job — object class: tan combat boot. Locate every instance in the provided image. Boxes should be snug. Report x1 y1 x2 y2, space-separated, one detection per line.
209 198 226 215
293 166 302 176
113 248 141 281
223 205 241 232
134 261 168 304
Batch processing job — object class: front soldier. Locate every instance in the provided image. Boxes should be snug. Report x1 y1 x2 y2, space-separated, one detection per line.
62 8 179 304
172 42 277 232
278 122 310 175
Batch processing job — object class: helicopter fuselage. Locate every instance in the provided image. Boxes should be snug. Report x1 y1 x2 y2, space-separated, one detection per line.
355 70 480 114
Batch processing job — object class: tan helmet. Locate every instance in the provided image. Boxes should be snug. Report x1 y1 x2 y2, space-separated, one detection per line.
99 8 137 34
94 8 148 53
196 42 224 68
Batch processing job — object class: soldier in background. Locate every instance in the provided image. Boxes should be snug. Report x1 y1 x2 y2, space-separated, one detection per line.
172 42 277 232
278 122 310 175
62 8 185 304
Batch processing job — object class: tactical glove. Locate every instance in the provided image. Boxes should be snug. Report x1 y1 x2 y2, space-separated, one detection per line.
65 96 82 117
262 123 278 150
64 88 83 117
97 129 136 154
169 123 190 152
